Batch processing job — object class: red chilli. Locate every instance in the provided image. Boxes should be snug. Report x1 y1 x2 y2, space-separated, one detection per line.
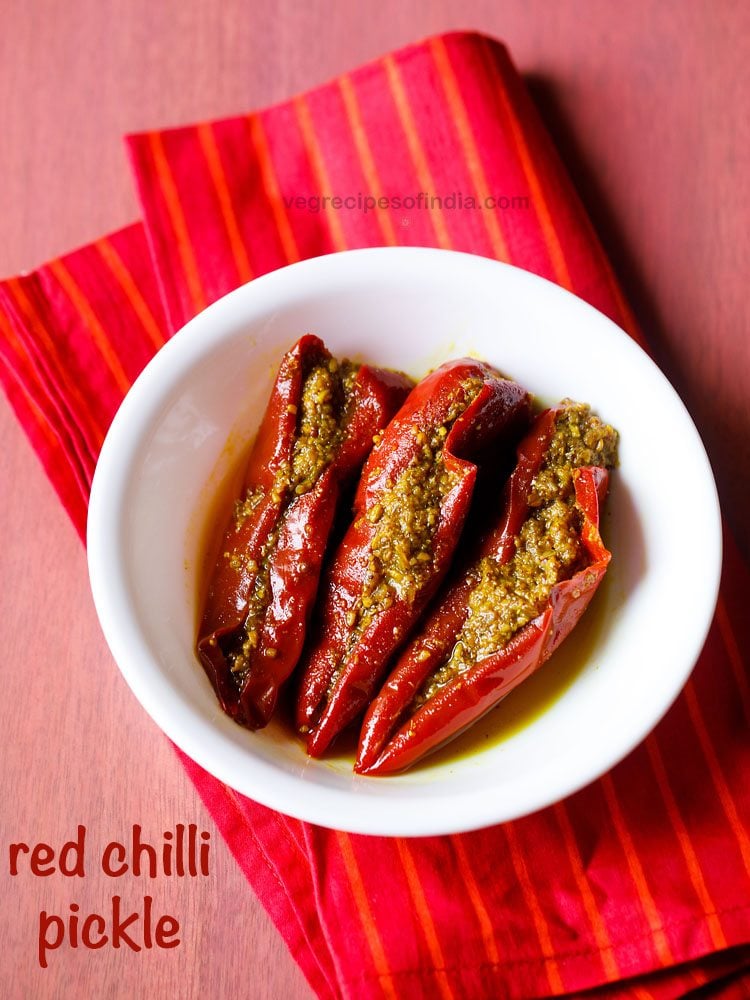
296 359 531 756
357 408 612 775
197 334 412 729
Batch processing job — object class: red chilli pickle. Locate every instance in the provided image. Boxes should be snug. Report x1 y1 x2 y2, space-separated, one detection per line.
295 359 531 756
357 402 619 775
197 335 413 729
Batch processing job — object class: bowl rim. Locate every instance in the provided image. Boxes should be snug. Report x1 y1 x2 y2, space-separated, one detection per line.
87 246 723 836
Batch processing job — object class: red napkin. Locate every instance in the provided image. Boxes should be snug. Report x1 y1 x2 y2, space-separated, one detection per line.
3 31 750 999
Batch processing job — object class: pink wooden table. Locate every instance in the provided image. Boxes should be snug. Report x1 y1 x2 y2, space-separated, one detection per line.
1 2 747 996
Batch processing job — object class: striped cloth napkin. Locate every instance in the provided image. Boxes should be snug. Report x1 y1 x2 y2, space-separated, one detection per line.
2 30 750 999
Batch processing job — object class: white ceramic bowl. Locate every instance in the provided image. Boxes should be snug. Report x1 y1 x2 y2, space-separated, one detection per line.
87 248 721 836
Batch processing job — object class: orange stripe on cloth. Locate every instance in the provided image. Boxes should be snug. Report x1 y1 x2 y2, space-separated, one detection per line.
0 310 61 451
293 96 348 253
338 74 398 247
220 787 337 999
684 679 750 878
95 237 167 351
503 821 565 994
645 734 728 950
484 37 641 343
0 303 93 519
600 773 674 966
448 835 500 966
5 277 106 454
246 114 301 264
146 131 208 314
428 36 510 262
381 55 452 250
552 802 620 981
395 839 455 1000
481 38 572 291
45 260 133 397
716 596 750 725
335 832 397 1000
195 122 254 285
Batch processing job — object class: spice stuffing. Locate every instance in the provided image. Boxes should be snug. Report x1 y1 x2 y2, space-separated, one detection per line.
225 356 357 683
351 379 482 630
417 402 618 704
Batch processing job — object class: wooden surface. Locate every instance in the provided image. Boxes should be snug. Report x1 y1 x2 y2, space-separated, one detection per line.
1 1 747 997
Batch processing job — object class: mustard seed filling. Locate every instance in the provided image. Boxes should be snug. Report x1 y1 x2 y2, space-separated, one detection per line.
225 523 281 677
416 403 618 706
291 359 357 495
225 356 357 684
323 378 484 700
